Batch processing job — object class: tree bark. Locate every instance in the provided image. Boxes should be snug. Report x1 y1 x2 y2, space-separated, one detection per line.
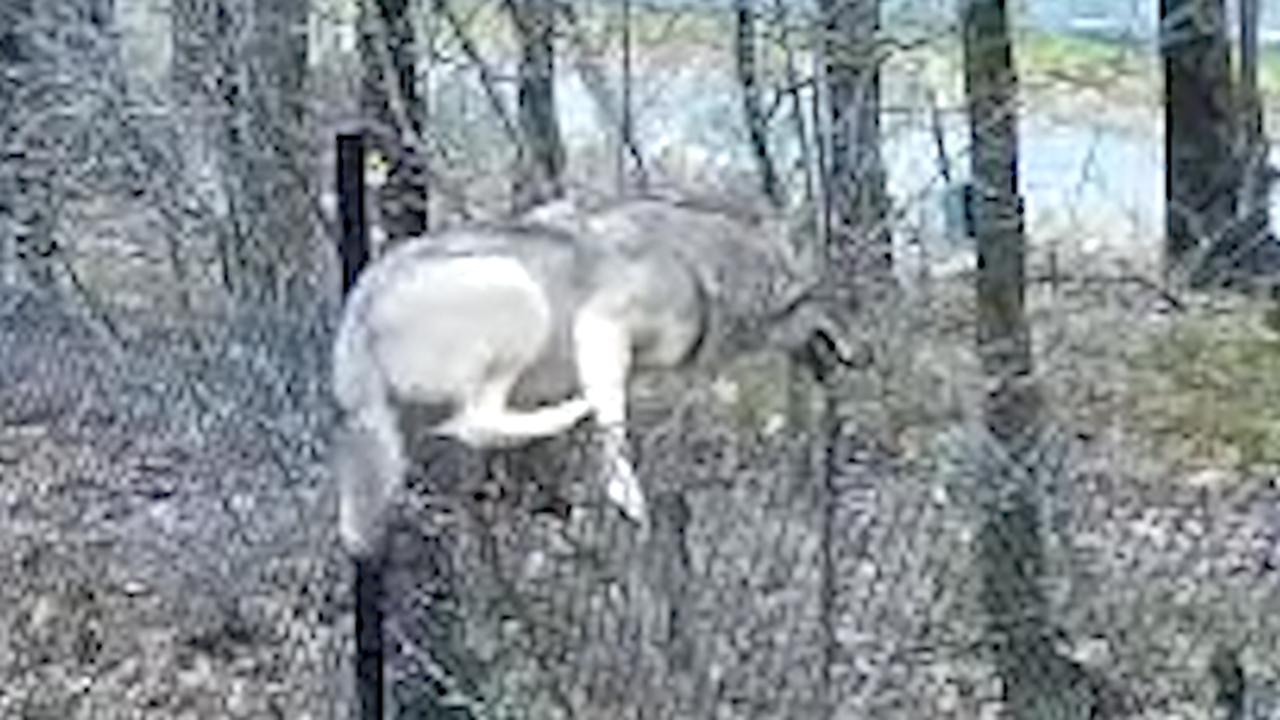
509 0 565 213
734 0 782 208
1 0 57 289
618 0 642 191
774 0 815 210
963 2 1108 717
253 0 312 303
819 0 891 298
1240 0 1264 211
1235 0 1278 281
1161 0 1239 280
0 0 34 285
361 0 429 241
554 1 645 191
172 0 235 173
208 0 313 305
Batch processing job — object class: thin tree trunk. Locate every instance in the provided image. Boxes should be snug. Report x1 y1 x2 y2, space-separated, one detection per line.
201 0 308 305
174 0 241 168
1162 0 1239 282
0 0 34 286
509 0 565 212
735 0 782 208
1240 0 1261 149
361 0 429 242
0 0 30 140
618 0 632 192
775 0 815 211
253 0 312 303
202 0 312 305
2 0 57 290
172 0 236 297
213 0 249 296
555 0 646 191
819 0 892 301
964 2 1106 717
1236 0 1277 278
965 0 1034 609
812 25 831 248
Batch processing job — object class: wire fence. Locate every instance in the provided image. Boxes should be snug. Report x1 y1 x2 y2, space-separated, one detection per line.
3 1 1280 719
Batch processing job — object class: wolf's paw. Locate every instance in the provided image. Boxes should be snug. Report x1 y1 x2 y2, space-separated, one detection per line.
605 456 649 528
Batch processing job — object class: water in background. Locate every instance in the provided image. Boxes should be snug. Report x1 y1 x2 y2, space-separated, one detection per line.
637 0 1280 44
557 66 1174 274
110 0 1279 275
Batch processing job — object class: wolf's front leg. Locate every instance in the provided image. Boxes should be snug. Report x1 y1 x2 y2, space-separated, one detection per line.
601 428 646 527
573 309 649 528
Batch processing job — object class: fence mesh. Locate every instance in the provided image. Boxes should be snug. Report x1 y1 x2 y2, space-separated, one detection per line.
3 1 1280 719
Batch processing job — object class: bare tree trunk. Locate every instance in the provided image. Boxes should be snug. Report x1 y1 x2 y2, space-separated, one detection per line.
509 0 565 213
0 0 28 139
617 0 632 192
172 0 221 164
361 0 429 242
555 0 645 191
1162 0 1240 283
812 27 831 248
252 0 313 303
819 0 891 299
1 0 57 290
963 2 1130 717
734 0 782 208
0 0 34 286
775 0 815 211
1240 0 1264 209
204 0 313 305
199 0 254 299
1248 0 1280 330
1235 0 1278 280
172 0 242 301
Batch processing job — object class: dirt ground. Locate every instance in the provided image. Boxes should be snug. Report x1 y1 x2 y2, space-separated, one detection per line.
3 269 1279 719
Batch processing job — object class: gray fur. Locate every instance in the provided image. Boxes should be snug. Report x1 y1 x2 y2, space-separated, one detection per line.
331 196 826 557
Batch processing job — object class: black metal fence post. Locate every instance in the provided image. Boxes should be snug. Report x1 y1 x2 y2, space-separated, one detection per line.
337 130 383 720
338 132 370 295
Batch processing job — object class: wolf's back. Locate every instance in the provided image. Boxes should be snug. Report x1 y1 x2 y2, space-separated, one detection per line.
329 237 449 414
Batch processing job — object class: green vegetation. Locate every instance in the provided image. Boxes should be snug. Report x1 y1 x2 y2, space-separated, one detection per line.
1014 29 1280 107
1129 315 1280 468
1015 30 1155 84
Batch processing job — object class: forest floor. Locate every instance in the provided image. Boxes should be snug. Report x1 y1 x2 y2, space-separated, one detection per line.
6 16 1280 711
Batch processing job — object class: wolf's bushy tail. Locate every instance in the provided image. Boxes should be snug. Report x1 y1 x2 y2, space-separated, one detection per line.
331 292 386 414
331 303 406 558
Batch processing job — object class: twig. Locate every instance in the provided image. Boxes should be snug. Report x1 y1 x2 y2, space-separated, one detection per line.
431 0 522 147
555 0 650 189
1026 272 1187 312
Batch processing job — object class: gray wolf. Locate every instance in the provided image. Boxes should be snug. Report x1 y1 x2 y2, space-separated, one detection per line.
331 194 834 557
